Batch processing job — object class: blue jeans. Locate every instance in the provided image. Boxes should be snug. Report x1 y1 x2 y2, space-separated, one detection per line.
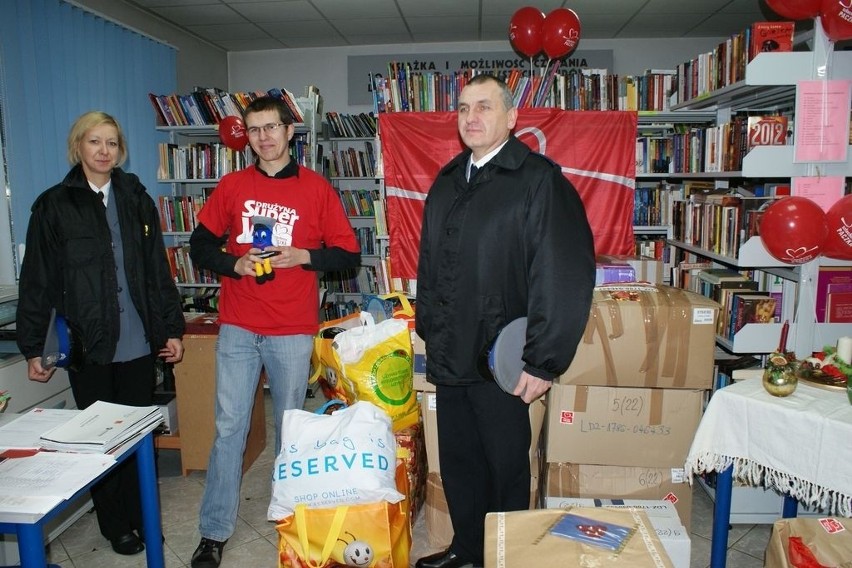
198 324 313 541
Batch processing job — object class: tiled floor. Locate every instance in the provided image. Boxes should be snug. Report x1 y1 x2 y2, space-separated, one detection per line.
36 390 771 568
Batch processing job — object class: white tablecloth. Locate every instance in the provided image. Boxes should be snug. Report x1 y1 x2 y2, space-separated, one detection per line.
685 378 852 516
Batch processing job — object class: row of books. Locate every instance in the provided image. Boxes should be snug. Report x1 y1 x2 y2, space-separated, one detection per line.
158 194 210 233
157 142 250 181
635 112 789 176
165 245 219 286
354 227 382 256
327 143 378 178
671 191 779 258
180 287 220 314
673 21 794 106
371 64 685 114
149 86 306 127
325 112 377 138
633 183 673 227
338 188 383 217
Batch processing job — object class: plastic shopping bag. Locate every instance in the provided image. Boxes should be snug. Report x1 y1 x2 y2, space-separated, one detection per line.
276 461 411 568
267 401 403 521
331 312 418 431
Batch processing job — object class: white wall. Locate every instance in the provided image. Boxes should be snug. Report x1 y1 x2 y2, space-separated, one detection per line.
228 37 725 114
72 0 228 93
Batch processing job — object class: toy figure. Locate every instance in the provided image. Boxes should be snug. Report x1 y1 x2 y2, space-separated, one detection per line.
252 215 278 284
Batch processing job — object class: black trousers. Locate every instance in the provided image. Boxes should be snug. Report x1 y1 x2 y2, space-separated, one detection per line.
435 381 531 565
68 354 155 540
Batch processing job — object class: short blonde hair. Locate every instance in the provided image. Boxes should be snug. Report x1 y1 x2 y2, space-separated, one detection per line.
67 111 128 167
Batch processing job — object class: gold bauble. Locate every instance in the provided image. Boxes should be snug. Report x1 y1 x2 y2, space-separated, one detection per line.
763 367 798 397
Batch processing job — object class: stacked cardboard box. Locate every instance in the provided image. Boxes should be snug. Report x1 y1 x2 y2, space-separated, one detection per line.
542 284 719 536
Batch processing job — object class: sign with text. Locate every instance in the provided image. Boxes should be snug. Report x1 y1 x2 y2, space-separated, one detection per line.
347 50 614 106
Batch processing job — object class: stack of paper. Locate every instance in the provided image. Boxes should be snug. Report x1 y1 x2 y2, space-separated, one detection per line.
39 401 163 454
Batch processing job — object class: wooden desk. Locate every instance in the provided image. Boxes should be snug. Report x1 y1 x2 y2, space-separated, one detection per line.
165 331 266 476
685 379 852 568
0 428 164 568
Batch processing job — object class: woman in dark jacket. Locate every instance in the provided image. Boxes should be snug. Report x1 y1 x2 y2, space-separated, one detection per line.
16 111 185 556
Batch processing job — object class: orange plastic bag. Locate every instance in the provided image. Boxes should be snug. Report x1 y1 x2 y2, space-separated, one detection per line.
275 461 411 568
276 499 410 568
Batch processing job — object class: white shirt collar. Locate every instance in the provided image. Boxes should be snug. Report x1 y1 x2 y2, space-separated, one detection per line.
470 138 510 170
88 179 111 207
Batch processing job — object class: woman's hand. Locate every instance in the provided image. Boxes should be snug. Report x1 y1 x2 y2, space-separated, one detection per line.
27 357 56 382
159 338 184 363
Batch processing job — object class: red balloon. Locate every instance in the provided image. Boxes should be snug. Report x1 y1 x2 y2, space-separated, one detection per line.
822 194 852 260
509 7 544 58
542 8 581 60
766 0 821 20
820 0 852 42
759 197 828 264
219 115 248 151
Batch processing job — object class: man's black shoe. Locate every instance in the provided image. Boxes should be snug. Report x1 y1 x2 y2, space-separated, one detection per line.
191 537 227 568
415 549 474 568
110 532 144 555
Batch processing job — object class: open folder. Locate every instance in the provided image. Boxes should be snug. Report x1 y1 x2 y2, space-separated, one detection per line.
42 308 84 370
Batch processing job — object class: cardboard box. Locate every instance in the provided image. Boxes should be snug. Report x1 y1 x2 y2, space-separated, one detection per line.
559 285 718 389
425 472 453 549
545 384 704 468
422 393 546 475
542 462 693 531
543 498 690 568
426 470 541 551
765 517 852 567
484 507 674 567
597 254 663 284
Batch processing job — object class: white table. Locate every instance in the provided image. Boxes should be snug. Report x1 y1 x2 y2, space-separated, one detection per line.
685 378 852 568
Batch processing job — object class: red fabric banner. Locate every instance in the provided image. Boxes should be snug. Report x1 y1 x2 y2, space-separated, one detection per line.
380 109 637 279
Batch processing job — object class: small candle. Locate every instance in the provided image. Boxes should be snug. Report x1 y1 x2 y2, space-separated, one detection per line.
837 336 852 365
778 320 789 353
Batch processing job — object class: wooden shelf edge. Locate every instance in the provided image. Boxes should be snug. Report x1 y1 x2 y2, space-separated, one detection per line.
154 432 181 450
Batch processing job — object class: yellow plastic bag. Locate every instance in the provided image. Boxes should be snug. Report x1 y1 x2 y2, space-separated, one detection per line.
332 312 418 432
310 313 362 402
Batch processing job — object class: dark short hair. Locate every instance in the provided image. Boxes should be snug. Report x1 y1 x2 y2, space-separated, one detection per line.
243 96 294 125
465 74 515 111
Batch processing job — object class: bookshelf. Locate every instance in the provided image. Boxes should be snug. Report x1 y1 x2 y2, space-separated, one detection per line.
667 25 852 358
321 128 389 317
154 91 320 312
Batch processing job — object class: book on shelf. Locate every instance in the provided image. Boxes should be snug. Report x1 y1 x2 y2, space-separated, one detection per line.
728 293 777 339
826 283 852 323
748 21 795 61
747 115 788 149
816 266 852 322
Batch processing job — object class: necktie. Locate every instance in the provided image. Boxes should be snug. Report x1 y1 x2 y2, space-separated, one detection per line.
469 164 478 181
96 191 106 208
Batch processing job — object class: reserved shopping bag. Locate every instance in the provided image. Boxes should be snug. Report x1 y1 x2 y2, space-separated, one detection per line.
275 499 411 568
267 401 403 521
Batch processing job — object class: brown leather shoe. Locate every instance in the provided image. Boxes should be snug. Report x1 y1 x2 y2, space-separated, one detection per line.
415 549 474 568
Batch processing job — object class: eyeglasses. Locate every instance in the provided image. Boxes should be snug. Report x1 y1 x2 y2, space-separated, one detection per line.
246 122 287 136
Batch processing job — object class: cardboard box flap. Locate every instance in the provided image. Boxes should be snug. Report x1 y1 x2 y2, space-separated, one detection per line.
565 285 719 389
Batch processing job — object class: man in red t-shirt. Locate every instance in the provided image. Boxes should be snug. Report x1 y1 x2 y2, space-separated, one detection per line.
188 96 360 568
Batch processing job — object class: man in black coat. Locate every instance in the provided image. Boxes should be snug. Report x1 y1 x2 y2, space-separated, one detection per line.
414 74 595 568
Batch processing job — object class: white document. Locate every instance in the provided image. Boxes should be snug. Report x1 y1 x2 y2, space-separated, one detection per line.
0 408 78 449
0 451 113 515
39 401 163 454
